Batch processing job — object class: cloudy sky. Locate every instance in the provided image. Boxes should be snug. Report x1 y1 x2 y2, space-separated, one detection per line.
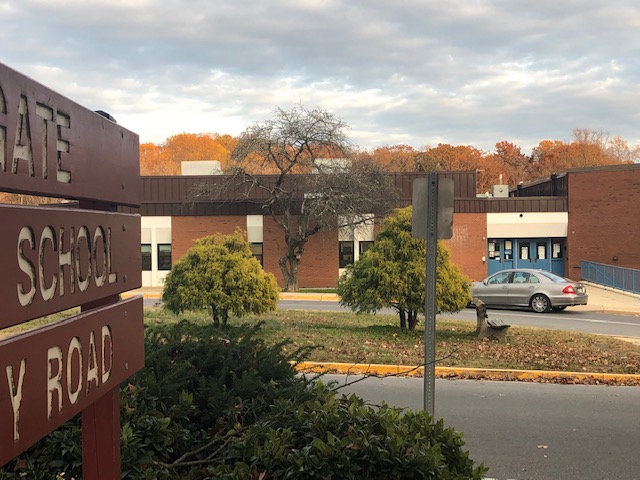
1 0 639 154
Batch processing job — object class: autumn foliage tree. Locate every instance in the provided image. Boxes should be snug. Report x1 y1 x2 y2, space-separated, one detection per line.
354 144 419 172
139 133 237 175
139 126 638 196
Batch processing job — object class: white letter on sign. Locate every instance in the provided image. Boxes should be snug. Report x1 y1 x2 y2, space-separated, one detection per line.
102 325 113 384
76 225 92 293
12 96 34 177
17 226 36 306
86 331 99 394
6 360 26 441
39 225 57 301
47 346 63 419
66 337 82 405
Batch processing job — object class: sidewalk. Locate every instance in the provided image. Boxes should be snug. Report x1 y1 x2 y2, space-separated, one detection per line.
126 283 640 316
575 282 640 316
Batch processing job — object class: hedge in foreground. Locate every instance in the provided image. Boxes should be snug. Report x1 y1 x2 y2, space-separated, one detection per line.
209 382 487 479
0 321 486 479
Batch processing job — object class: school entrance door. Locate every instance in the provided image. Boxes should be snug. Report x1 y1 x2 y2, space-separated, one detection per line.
487 238 565 276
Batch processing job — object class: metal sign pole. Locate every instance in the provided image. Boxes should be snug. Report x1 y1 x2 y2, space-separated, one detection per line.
423 172 438 414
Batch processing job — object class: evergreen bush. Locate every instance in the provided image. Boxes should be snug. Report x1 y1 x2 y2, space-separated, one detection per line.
0 321 486 479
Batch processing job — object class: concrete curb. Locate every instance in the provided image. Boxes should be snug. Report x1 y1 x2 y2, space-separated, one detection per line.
123 292 341 301
295 362 640 384
279 292 340 302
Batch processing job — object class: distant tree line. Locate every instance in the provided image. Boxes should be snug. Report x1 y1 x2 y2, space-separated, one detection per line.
140 127 639 193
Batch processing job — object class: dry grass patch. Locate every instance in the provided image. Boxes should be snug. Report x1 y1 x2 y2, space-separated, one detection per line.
142 307 640 376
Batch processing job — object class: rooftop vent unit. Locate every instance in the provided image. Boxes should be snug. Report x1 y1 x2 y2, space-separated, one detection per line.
491 184 509 197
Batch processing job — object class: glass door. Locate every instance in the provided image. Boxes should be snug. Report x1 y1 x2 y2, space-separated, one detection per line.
515 239 551 271
487 239 514 275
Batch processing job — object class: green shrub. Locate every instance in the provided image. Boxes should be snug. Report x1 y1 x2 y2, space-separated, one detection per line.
1 321 486 479
1 321 310 479
338 206 471 330
162 230 280 325
210 382 487 479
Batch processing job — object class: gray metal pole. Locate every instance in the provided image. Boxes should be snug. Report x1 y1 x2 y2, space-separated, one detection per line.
423 172 438 414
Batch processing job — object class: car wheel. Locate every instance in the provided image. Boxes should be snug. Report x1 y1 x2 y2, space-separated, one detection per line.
552 306 567 311
530 294 551 313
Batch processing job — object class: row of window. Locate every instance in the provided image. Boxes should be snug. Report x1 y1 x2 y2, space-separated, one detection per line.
141 241 373 271
141 244 172 271
339 241 374 268
488 240 563 261
141 243 264 271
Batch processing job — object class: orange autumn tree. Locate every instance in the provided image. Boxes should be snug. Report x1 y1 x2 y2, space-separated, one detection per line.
417 144 484 172
531 129 629 179
140 142 176 175
483 141 533 190
139 133 237 175
354 144 418 172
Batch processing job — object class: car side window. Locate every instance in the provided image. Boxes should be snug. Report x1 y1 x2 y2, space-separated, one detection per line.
512 272 529 284
488 272 511 284
529 274 540 284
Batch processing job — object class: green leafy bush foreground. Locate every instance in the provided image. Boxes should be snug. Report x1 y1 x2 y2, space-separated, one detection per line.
1 321 486 479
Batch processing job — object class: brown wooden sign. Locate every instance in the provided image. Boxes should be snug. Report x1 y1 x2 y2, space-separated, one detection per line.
0 61 143 479
0 204 141 329
0 62 140 206
0 296 144 466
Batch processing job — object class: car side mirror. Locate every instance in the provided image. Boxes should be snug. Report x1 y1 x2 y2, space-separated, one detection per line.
483 280 488 286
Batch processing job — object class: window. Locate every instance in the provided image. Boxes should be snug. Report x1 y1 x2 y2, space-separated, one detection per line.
536 242 547 260
488 271 512 284
250 242 264 266
157 244 172 271
339 241 354 268
359 241 374 256
141 244 151 271
488 240 500 259
512 272 529 284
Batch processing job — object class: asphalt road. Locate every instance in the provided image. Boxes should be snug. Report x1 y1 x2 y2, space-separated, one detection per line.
322 374 640 480
278 300 640 338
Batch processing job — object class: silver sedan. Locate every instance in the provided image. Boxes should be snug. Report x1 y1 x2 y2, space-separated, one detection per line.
471 269 589 313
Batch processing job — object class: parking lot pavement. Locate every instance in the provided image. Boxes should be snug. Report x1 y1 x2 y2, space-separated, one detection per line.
125 282 640 315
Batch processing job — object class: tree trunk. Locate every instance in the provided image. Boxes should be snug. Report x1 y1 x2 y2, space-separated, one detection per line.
408 310 420 330
279 250 301 292
399 309 407 329
211 305 220 326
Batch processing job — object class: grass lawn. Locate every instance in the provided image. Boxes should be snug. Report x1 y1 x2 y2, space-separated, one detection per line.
4 305 639 379
141 306 640 377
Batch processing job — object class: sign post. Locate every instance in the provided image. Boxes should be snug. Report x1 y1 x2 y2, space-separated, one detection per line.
412 174 454 415
0 61 143 478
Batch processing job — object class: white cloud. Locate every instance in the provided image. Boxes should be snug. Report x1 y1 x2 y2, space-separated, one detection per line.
1 0 639 153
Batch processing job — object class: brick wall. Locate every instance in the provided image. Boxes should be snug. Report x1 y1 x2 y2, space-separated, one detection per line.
172 215 245 262
171 212 488 287
172 215 340 289
567 169 640 279
444 213 488 281
263 216 339 288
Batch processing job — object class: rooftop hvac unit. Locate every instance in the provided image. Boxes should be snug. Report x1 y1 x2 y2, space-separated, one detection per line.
491 184 509 197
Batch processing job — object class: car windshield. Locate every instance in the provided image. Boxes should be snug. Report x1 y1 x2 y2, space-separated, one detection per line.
539 271 570 283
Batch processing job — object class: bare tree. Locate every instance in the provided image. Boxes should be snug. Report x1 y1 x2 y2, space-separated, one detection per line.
606 135 640 163
196 105 398 292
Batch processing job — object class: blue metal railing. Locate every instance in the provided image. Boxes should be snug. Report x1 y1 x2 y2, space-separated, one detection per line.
580 260 640 294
